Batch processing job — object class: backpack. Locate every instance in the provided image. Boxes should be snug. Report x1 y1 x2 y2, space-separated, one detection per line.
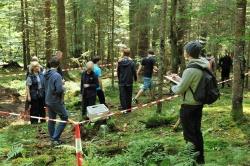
186 64 220 105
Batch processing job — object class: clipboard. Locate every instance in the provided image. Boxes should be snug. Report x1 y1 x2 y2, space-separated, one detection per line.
164 75 180 84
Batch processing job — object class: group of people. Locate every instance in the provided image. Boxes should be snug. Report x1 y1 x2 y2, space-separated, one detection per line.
24 40 230 164
25 48 158 145
25 51 67 145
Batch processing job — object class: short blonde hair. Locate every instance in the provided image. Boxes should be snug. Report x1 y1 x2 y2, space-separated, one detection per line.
29 61 40 73
31 56 38 62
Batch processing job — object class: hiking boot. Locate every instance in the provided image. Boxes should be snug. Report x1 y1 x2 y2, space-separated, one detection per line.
132 98 138 104
51 140 64 146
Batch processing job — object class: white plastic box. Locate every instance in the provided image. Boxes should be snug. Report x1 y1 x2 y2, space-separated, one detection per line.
87 104 110 122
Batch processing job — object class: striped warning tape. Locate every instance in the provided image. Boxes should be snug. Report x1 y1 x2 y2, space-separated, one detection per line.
0 63 114 78
78 95 180 124
0 110 74 124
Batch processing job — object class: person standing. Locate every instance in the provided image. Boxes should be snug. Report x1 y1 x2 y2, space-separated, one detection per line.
26 61 46 124
219 53 233 88
92 56 106 105
45 57 68 145
117 49 137 111
132 50 158 104
80 61 99 118
171 41 209 164
46 50 64 78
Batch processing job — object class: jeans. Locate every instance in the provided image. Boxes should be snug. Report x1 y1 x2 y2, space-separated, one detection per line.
140 77 152 91
119 85 133 110
47 103 68 141
180 104 205 164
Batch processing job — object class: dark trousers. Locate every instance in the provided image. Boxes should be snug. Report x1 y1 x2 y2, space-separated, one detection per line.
97 89 106 105
180 104 205 164
119 85 133 110
30 98 46 124
82 96 96 116
221 69 230 87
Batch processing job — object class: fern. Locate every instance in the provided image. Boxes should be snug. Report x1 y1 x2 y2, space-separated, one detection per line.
6 143 24 161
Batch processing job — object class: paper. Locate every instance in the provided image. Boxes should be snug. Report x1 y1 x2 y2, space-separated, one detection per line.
164 75 180 84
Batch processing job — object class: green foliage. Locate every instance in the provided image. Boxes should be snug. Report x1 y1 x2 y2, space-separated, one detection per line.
144 114 175 128
6 143 24 160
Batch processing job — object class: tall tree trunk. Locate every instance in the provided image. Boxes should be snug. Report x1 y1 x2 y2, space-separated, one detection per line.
32 9 38 57
170 0 179 73
56 0 68 68
177 0 189 73
21 0 27 70
84 24 89 52
138 1 150 57
24 0 30 64
157 0 167 113
245 41 250 89
111 0 115 87
232 0 247 121
106 0 111 63
129 0 138 58
152 24 159 50
72 0 83 58
96 13 102 57
45 0 52 63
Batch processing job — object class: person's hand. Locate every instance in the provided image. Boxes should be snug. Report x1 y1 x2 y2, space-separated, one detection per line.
84 84 90 88
170 74 181 82
27 96 31 102
79 94 82 102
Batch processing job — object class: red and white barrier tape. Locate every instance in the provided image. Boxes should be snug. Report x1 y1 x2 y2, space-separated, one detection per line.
0 63 114 78
75 124 83 166
0 110 71 124
78 95 180 124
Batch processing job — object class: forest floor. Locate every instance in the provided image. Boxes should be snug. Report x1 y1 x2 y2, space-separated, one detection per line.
0 69 250 166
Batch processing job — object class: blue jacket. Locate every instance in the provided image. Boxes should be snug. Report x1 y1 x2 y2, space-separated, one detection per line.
44 69 64 105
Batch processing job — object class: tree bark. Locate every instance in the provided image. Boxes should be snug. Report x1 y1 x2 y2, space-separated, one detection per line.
232 0 247 121
157 0 167 113
21 0 27 70
138 1 150 57
177 0 189 73
170 0 179 73
72 0 83 58
24 0 30 64
56 0 68 68
44 0 52 63
129 0 138 58
111 0 115 87
32 9 38 57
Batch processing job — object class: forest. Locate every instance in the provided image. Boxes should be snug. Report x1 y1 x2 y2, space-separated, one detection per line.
0 0 250 165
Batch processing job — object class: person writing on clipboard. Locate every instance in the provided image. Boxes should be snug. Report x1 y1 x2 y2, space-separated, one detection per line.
168 41 210 165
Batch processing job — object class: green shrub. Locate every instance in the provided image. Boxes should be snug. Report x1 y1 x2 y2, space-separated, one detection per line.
145 115 175 128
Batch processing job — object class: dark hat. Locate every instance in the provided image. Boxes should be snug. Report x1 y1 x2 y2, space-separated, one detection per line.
184 41 202 58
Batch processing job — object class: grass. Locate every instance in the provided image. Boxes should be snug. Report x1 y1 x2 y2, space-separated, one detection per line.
0 70 250 165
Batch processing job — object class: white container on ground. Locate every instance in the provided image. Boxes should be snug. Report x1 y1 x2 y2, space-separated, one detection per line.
87 104 110 122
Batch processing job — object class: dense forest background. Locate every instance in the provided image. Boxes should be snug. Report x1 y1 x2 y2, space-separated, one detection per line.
0 0 249 69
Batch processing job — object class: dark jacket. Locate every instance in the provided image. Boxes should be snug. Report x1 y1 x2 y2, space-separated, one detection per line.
27 73 45 100
219 55 232 71
117 57 137 86
80 71 99 98
44 69 64 105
